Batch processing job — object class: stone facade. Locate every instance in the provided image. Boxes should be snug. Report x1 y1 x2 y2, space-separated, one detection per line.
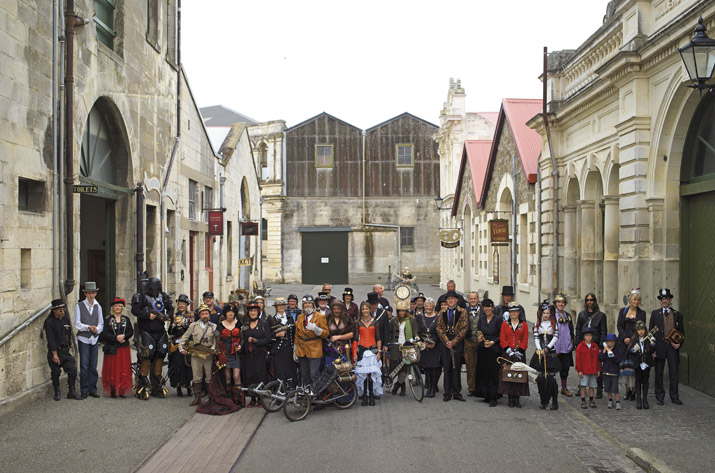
528 0 715 395
0 0 260 413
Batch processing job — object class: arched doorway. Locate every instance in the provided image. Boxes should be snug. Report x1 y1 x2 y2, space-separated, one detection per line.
680 92 715 395
79 101 131 309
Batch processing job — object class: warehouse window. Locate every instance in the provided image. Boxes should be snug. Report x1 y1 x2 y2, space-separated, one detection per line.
315 145 333 168
401 227 414 250
396 144 414 167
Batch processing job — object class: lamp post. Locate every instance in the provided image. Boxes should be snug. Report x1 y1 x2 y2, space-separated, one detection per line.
679 16 715 92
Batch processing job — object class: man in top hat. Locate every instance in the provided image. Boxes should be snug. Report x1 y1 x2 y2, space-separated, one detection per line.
45 299 82 400
196 291 223 325
367 291 391 360
649 288 684 405
74 282 104 398
495 286 525 322
437 291 469 401
464 291 482 397
316 292 331 316
437 280 467 309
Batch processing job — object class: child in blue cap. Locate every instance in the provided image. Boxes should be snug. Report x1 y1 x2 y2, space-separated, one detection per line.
599 333 624 409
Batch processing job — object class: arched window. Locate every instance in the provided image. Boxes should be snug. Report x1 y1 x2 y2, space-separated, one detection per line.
81 106 117 185
684 93 715 180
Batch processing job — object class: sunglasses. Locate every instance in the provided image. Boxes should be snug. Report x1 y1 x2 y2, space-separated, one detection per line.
585 298 595 302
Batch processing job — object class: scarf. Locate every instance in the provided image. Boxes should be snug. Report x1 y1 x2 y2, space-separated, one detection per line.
402 316 413 341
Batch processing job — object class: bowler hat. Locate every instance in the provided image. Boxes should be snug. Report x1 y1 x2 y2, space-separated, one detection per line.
657 288 674 300
605 333 618 342
367 292 380 304
501 286 515 296
482 298 494 307
83 281 99 292
444 290 460 299
51 299 66 310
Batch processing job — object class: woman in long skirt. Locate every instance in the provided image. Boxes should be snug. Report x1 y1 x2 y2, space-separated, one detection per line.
168 294 193 397
416 297 441 398
476 299 501 406
241 300 271 406
499 302 530 407
353 302 383 406
100 297 134 398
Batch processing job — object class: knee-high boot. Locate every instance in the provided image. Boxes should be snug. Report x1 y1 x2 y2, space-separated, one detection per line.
425 370 434 398
642 382 650 410
190 382 203 406
368 377 375 406
361 380 368 406
636 383 643 409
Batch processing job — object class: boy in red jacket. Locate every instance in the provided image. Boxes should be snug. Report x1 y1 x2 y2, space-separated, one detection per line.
575 327 600 409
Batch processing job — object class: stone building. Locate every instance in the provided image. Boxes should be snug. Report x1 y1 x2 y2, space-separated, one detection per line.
0 0 260 413
529 0 715 395
447 99 542 310
280 112 441 284
434 79 498 289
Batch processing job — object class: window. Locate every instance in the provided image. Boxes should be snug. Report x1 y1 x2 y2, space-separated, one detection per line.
205 233 212 270
259 143 269 180
93 0 116 49
396 144 414 167
166 0 178 64
21 249 31 289
226 221 233 276
188 179 197 220
146 0 159 49
18 178 45 212
315 145 333 168
401 227 414 250
261 218 268 241
204 186 214 223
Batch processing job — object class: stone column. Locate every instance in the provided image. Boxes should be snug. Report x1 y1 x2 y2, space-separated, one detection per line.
579 200 596 298
563 205 578 298
602 196 620 319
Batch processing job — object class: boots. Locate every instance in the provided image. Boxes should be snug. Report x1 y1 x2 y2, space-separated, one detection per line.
135 376 151 400
190 382 202 406
551 396 559 411
642 382 649 410
508 395 515 408
177 386 183 397
399 382 406 396
67 375 82 400
368 378 375 406
186 384 193 395
392 382 400 395
513 396 522 408
53 386 61 401
636 384 643 410
361 380 369 406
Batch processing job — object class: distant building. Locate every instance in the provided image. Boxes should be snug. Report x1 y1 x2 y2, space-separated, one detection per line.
200 105 258 151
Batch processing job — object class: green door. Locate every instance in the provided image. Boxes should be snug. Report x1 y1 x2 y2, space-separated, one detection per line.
301 232 349 284
680 92 715 396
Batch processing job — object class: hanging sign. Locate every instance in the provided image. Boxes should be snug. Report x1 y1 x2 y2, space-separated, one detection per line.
490 219 509 245
240 221 259 236
208 211 224 236
439 229 461 248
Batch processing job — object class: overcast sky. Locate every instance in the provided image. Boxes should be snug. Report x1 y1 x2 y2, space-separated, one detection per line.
182 0 612 129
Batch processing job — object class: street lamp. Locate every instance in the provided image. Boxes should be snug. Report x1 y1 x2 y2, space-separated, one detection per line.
434 196 443 211
679 16 715 91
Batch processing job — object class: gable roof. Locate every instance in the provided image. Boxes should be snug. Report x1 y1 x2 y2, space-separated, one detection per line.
474 112 499 126
286 112 362 132
365 112 438 132
200 105 258 126
451 140 493 216
501 99 542 183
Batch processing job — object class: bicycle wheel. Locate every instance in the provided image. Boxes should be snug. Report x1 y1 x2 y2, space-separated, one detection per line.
260 380 285 413
332 381 357 409
408 364 424 402
283 389 311 422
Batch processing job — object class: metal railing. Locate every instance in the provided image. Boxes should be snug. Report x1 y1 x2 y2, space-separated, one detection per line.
0 304 52 349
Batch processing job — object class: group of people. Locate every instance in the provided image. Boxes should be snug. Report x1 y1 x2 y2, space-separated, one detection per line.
43 278 685 415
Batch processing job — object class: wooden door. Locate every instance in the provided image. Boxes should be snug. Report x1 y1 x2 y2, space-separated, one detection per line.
87 250 107 309
301 231 348 284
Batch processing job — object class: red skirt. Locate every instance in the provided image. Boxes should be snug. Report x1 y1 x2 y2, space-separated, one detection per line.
102 345 133 397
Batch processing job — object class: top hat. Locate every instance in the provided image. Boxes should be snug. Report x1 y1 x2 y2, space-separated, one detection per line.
367 292 380 304
316 292 330 301
83 281 99 292
342 287 354 297
176 294 191 304
501 286 515 296
605 333 618 342
202 291 214 299
482 298 494 307
273 297 288 306
444 290 460 300
414 293 426 302
51 299 66 310
110 297 126 307
287 294 298 301
657 288 674 300
197 304 212 314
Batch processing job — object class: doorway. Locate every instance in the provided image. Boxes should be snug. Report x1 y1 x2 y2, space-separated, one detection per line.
80 194 116 309
301 231 349 284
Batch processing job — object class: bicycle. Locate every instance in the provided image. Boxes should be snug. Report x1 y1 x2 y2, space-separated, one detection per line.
382 341 425 402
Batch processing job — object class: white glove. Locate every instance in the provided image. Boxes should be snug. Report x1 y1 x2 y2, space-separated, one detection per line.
506 348 514 356
306 322 323 336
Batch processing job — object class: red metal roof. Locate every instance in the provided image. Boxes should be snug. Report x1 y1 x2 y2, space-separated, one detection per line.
475 112 499 126
502 99 542 183
451 140 492 216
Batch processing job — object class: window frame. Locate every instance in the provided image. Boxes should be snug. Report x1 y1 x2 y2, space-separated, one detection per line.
395 143 414 167
93 0 117 49
204 186 214 223
188 179 197 221
315 144 334 168
400 226 415 251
